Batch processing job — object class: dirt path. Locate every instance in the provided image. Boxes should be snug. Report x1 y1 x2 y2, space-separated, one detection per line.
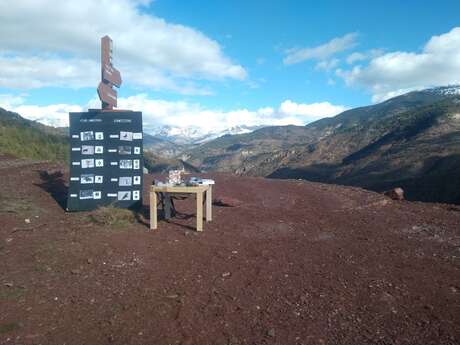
0 158 459 344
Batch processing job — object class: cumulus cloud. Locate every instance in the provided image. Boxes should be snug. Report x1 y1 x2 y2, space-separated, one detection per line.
0 0 246 93
113 95 346 134
284 33 358 65
278 100 346 119
0 55 98 89
337 27 460 102
2 94 347 133
0 95 83 127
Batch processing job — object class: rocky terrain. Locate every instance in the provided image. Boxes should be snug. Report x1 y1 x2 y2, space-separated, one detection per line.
183 87 460 204
0 155 459 344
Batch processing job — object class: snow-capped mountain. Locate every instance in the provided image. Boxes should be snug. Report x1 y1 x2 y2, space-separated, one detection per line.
147 124 265 145
424 85 460 96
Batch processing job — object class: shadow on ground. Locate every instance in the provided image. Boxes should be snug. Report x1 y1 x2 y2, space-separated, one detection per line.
35 170 68 210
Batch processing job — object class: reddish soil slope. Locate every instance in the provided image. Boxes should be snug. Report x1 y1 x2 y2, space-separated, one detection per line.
0 156 459 344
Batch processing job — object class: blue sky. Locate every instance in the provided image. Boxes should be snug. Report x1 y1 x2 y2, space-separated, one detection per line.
1 0 460 134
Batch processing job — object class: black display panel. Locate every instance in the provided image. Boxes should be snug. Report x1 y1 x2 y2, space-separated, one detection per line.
67 110 143 211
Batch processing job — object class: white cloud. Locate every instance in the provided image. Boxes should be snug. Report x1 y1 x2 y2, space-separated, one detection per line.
346 52 367 64
2 94 347 133
0 55 98 89
338 27 460 102
0 94 26 108
0 95 82 127
129 95 346 133
346 49 384 65
278 100 346 119
284 33 358 65
0 0 246 93
315 58 340 71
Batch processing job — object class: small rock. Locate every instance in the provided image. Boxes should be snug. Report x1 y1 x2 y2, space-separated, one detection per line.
384 187 404 201
228 336 239 345
166 294 179 299
222 272 231 278
213 197 243 207
24 218 31 224
71 269 81 275
266 328 275 337
4 282 13 287
87 258 93 264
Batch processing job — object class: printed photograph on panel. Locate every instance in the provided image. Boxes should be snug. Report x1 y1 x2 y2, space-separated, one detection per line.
118 146 132 155
93 191 102 199
133 176 141 185
95 132 104 140
80 131 94 141
133 133 142 140
95 175 103 184
95 159 104 167
120 131 133 141
118 191 131 201
79 189 94 199
134 147 141 154
81 145 94 155
119 176 132 186
133 159 140 169
119 159 133 169
81 159 95 168
80 174 94 184
133 190 140 200
95 146 104 154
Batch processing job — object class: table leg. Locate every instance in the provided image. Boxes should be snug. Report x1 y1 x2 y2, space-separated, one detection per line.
164 193 172 220
206 186 212 222
150 191 157 230
196 191 203 231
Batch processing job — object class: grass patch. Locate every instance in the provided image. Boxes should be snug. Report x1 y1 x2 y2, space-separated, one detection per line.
0 192 44 215
0 322 21 335
88 206 138 229
0 198 37 214
0 286 25 301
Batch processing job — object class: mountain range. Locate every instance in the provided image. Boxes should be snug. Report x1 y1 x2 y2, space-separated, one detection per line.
1 85 459 204
148 124 265 145
182 86 460 204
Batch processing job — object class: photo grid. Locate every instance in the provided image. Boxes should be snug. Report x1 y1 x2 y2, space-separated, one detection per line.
70 125 142 206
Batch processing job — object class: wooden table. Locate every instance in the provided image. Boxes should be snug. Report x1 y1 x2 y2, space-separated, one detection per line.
150 185 212 231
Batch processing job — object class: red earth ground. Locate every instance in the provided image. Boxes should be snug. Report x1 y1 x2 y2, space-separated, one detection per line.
0 155 459 345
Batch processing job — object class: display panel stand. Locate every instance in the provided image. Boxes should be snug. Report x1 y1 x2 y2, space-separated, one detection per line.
67 110 143 212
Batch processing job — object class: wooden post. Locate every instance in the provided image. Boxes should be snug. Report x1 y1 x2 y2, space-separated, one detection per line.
196 191 203 231
150 189 157 230
206 186 212 222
